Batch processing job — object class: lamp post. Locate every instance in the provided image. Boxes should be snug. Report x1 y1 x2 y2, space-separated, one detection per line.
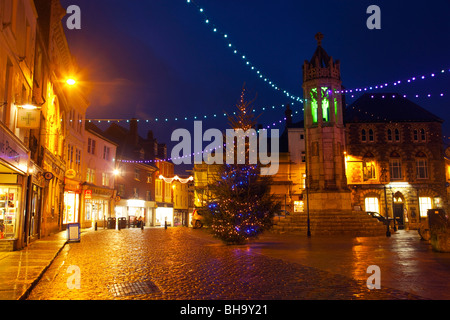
383 186 391 237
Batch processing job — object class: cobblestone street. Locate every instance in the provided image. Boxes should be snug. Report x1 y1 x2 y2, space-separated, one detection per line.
25 227 450 301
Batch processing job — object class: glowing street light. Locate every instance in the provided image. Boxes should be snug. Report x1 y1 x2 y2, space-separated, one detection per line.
66 78 77 86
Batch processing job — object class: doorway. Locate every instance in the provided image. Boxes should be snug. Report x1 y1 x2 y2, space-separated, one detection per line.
393 203 404 229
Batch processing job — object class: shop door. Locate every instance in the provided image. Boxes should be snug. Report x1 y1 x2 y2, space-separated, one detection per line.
393 203 404 229
29 185 42 240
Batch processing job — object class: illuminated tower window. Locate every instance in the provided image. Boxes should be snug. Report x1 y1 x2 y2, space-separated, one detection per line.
321 87 330 122
310 88 318 123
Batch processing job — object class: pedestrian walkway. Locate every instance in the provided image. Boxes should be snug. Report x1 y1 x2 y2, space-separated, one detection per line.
0 231 68 300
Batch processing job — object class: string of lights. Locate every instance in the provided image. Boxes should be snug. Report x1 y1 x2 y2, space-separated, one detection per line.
336 68 450 95
184 0 304 103
84 103 301 123
348 92 446 99
117 116 288 164
184 2 448 104
159 175 194 183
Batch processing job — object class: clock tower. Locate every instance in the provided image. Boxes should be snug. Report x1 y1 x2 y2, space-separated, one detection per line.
303 33 352 211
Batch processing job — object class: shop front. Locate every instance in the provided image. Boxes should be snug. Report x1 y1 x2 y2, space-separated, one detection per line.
0 123 30 251
114 198 156 228
63 177 81 226
156 203 174 227
81 183 115 229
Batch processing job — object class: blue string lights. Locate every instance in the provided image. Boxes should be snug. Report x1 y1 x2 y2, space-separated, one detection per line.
184 0 304 103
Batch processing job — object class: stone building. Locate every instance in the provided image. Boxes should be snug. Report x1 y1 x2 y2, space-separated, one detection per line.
344 93 448 230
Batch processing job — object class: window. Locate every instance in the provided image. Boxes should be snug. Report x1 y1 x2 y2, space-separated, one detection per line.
394 129 400 142
117 184 125 197
416 152 428 179
147 173 152 183
364 160 376 180
87 138 96 155
368 129 374 142
134 168 140 180
76 149 81 171
365 197 379 213
103 146 110 161
165 182 171 199
389 152 402 180
420 129 426 141
361 129 367 142
413 129 419 142
419 197 432 217
155 180 162 197
387 129 392 142
146 191 152 201
133 188 139 198
102 173 110 186
300 134 304 140
86 168 95 183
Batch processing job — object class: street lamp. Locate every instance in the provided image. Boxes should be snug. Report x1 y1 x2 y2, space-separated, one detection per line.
383 186 391 237
66 78 77 86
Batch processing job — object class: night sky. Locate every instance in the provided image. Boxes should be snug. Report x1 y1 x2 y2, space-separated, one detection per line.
60 0 450 173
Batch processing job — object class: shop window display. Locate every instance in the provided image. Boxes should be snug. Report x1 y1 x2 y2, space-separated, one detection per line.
0 187 20 239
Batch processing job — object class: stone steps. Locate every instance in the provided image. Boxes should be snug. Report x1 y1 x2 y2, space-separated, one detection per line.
272 211 387 236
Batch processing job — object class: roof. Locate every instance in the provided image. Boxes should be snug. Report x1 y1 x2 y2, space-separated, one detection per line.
309 45 332 68
344 93 443 123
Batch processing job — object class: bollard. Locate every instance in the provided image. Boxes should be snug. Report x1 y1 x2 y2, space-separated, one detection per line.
164 220 167 230
95 222 97 231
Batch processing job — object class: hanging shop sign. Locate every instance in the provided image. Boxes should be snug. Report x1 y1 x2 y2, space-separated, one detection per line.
17 109 41 129
84 189 92 199
65 168 76 179
43 172 54 181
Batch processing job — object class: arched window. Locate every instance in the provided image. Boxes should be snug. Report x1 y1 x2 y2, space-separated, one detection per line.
416 151 428 179
361 129 367 142
368 129 374 142
413 129 419 141
420 129 426 141
394 129 400 142
387 129 393 142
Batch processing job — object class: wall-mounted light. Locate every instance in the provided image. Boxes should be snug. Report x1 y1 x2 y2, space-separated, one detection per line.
21 104 39 110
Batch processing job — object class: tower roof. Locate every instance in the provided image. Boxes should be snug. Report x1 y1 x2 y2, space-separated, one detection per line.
309 32 332 68
303 33 341 82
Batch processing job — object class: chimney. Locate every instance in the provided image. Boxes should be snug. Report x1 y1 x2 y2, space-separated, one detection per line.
285 104 293 126
129 118 139 146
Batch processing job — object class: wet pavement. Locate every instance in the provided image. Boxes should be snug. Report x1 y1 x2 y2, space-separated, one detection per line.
19 227 449 300
0 231 67 300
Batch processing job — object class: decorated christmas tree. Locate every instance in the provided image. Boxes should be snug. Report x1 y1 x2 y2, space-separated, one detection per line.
206 86 280 244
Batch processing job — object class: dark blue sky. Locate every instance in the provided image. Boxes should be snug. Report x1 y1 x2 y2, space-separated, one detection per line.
60 0 450 170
